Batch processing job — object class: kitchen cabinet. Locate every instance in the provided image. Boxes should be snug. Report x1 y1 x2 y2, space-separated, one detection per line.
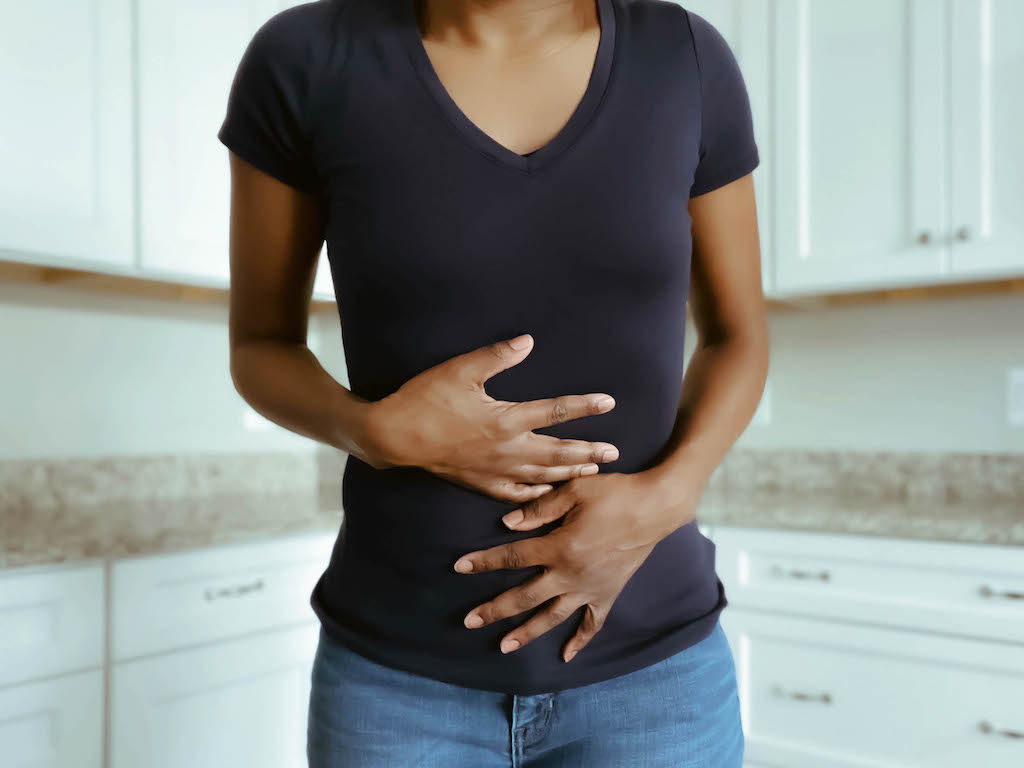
772 0 1024 295
0 670 105 768
674 0 774 297
135 0 334 299
949 0 1024 279
0 0 134 271
111 622 320 768
0 562 106 767
721 611 1024 768
713 526 1024 768
109 531 334 768
772 0 948 294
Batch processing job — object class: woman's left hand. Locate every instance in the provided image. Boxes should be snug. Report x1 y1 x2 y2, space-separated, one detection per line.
453 471 697 662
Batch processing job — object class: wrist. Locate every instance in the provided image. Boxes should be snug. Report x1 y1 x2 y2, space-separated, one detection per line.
361 396 432 470
636 463 705 534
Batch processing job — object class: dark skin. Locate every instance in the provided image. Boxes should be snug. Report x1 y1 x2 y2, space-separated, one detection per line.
227 0 768 668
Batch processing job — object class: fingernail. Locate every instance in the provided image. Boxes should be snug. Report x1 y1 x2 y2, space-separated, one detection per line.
509 334 532 349
502 509 524 527
581 464 599 476
596 396 615 411
563 648 577 663
464 613 484 628
602 447 619 462
500 638 521 654
454 558 473 573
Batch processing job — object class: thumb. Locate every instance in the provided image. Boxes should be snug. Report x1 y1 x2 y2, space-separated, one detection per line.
458 334 534 388
502 485 576 531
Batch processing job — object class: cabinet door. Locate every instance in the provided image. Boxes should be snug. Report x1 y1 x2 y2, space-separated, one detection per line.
0 669 104 768
672 1 774 297
111 622 321 768
720 610 1024 768
773 0 949 294
949 0 1024 278
137 0 333 298
0 0 134 270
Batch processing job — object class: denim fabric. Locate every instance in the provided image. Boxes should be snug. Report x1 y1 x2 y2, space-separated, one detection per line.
307 620 744 767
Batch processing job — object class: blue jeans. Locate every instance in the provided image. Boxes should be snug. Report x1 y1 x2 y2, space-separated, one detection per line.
306 620 744 767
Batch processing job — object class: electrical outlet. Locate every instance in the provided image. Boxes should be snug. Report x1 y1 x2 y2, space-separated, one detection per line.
751 378 772 426
1009 368 1024 427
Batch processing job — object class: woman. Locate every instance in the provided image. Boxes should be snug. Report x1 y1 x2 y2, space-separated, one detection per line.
218 0 768 765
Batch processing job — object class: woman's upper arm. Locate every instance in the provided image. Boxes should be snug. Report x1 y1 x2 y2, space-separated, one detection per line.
225 154 327 350
216 5 329 351
687 174 765 345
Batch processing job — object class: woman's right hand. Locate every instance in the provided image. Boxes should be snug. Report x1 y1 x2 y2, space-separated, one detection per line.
362 334 619 503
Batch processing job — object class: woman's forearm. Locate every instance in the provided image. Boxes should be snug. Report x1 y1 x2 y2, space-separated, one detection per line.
230 340 380 463
642 331 770 526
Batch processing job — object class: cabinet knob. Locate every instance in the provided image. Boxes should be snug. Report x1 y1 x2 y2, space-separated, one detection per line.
771 564 831 582
916 231 932 245
978 720 1024 740
771 684 833 705
955 227 970 242
978 584 1024 600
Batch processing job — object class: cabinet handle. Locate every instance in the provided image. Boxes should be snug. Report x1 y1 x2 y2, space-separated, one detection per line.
916 231 932 245
978 584 1024 600
771 684 833 705
770 565 831 582
978 721 1024 740
954 227 970 242
204 578 265 602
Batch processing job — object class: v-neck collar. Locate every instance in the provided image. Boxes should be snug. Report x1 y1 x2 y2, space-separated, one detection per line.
398 0 618 176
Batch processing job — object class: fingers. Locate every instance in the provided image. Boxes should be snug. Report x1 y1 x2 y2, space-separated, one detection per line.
527 435 620 468
562 603 607 662
461 572 559 630
501 487 579 531
495 595 584 654
453 537 545 574
506 393 616 433
507 462 600 485
454 334 535 387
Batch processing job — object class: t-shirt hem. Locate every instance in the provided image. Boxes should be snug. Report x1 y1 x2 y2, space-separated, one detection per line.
311 588 728 696
217 123 322 197
689 148 760 198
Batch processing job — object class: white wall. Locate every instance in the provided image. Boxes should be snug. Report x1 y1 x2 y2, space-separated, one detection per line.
0 282 321 460
3 284 1021 460
732 292 1024 453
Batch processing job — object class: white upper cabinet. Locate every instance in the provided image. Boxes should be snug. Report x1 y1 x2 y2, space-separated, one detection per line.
678 0 774 296
772 0 949 295
0 0 134 270
949 0 1024 278
136 0 334 298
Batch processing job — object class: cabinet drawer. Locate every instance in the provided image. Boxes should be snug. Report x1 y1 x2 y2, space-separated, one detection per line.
0 562 105 686
111 531 335 660
714 526 1024 643
0 668 104 768
721 610 1024 768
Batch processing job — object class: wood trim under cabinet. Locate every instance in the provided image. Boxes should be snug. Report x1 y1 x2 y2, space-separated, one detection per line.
0 259 339 312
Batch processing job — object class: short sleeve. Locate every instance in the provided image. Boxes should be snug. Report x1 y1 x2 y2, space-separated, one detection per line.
685 9 760 198
217 5 323 197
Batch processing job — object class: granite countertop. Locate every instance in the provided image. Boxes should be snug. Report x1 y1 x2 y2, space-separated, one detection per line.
3 486 1021 571
2 448 1022 569
695 488 1024 546
0 490 342 569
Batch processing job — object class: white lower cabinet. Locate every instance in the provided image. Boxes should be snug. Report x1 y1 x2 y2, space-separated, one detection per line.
0 668 104 768
722 610 1024 768
111 621 320 768
713 526 1024 768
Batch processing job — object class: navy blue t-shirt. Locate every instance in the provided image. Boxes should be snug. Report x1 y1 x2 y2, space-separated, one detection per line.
218 0 759 694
